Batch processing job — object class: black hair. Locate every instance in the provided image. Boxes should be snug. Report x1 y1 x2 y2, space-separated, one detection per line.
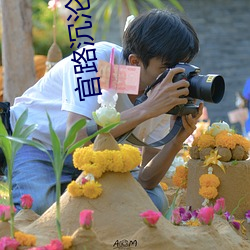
122 9 199 68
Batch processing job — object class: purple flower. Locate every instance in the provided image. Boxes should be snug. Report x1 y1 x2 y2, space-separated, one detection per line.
231 220 241 230
245 210 250 223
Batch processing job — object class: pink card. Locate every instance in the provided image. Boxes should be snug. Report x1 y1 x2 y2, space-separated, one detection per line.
96 53 141 94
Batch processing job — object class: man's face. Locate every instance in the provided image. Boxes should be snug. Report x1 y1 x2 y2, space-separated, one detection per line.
139 57 167 92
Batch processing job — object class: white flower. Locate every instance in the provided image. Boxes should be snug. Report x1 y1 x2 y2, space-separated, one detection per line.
206 121 232 136
93 107 120 127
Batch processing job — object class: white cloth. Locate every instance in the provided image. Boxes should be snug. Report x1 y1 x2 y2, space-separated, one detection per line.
10 41 170 149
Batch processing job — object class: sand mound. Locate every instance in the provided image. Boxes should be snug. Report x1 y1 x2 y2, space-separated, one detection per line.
12 171 250 250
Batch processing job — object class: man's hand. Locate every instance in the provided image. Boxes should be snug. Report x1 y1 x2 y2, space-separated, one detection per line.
141 67 190 118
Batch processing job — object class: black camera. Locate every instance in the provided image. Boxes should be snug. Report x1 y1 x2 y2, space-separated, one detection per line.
134 63 225 116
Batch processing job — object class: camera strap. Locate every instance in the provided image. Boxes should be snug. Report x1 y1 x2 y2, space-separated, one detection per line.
116 116 183 147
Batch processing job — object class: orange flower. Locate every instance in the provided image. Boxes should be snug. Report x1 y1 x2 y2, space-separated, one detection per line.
215 131 237 149
199 186 218 199
172 166 188 189
197 134 215 149
199 174 220 188
160 182 168 191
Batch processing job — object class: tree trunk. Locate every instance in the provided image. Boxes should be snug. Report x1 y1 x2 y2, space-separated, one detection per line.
1 0 35 104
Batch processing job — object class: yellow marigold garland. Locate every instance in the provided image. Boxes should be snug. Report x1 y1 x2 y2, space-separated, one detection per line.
197 134 215 149
172 165 188 189
215 131 237 149
199 168 220 202
73 144 141 176
69 142 142 199
14 231 36 247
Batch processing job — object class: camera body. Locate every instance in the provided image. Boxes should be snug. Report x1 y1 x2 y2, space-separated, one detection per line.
135 63 225 116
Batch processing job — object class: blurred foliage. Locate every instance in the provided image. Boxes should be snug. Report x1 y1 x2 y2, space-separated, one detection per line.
86 0 183 39
32 0 73 58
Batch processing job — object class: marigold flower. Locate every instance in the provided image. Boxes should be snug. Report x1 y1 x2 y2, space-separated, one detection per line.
160 182 168 191
20 194 33 209
199 186 218 200
67 181 84 197
213 197 225 215
82 180 102 199
185 218 201 226
197 134 215 149
172 166 188 189
14 231 36 247
79 210 94 229
199 174 220 188
82 163 105 178
197 206 214 225
140 210 162 227
215 131 237 149
62 235 73 249
0 236 19 249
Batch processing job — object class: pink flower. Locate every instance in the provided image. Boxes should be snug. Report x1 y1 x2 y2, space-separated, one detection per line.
171 208 182 225
48 0 61 11
213 197 225 215
0 205 16 221
20 194 33 209
0 236 19 250
48 239 64 250
81 177 88 185
79 210 94 229
197 207 214 225
139 210 162 227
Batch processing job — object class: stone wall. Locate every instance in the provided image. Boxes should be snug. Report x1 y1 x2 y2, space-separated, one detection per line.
95 0 250 134
175 0 250 134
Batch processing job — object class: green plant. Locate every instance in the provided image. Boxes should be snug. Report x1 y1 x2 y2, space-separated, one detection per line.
8 113 120 240
86 0 184 38
0 109 38 238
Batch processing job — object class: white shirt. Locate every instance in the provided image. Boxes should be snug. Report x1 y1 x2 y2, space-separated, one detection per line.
10 41 170 149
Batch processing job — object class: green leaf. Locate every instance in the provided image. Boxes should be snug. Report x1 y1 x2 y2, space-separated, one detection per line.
11 124 38 155
126 0 139 16
63 118 86 151
6 136 52 161
12 109 28 137
169 0 184 12
165 188 180 219
0 119 12 163
47 113 62 174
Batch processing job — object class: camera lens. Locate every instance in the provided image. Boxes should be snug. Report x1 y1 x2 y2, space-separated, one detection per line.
189 74 225 103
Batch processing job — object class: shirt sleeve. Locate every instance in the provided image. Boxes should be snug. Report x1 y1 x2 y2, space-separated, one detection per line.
61 47 100 119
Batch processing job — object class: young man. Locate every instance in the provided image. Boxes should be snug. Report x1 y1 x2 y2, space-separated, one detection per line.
8 9 202 215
